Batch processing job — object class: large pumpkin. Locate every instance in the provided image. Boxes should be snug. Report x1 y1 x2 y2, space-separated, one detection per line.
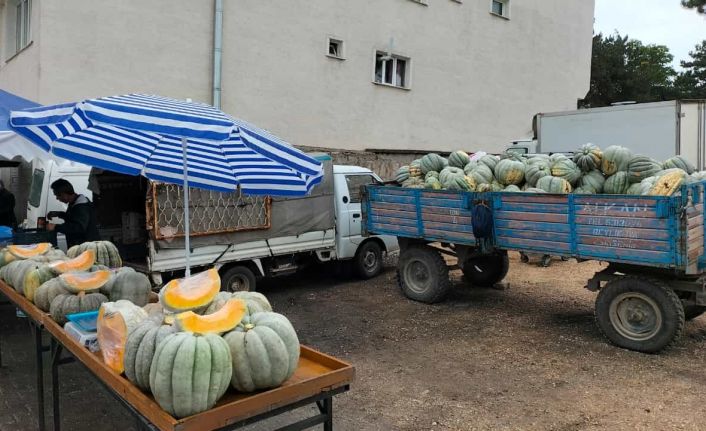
401 177 425 189
50 291 108 325
573 143 602 172
23 265 56 303
627 156 662 183
102 267 152 306
408 159 423 177
578 170 605 193
159 268 221 313
663 156 695 174
150 332 232 418
626 182 643 195
223 312 300 393
478 155 499 171
439 167 465 185
648 169 686 196
424 177 442 190
97 300 149 373
204 291 273 316
463 161 478 175
525 160 551 187
0 259 41 295
551 158 581 185
34 278 70 311
603 171 630 194
601 145 632 176
395 166 410 184
448 151 470 169
536 176 572 194
504 185 521 192
494 159 525 186
420 153 447 174
124 318 177 391
67 241 122 268
467 164 495 185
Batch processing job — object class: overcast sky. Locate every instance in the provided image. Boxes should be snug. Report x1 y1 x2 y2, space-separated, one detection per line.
594 0 706 69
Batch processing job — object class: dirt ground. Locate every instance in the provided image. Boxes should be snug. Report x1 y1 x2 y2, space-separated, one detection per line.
2 252 706 430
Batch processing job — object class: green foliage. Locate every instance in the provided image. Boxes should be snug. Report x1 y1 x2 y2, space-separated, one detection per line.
682 0 706 13
675 41 706 99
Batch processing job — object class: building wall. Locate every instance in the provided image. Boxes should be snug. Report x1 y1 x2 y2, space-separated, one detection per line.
0 0 40 101
0 0 594 157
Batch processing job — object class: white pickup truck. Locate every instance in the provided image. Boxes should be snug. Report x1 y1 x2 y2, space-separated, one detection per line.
66 154 398 291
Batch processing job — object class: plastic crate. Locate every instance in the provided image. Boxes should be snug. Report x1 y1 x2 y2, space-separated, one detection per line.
13 228 57 247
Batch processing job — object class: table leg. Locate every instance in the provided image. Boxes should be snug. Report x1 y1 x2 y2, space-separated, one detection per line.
33 324 46 431
322 397 332 431
51 340 63 431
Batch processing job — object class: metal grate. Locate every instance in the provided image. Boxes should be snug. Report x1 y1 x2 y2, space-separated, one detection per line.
146 183 271 239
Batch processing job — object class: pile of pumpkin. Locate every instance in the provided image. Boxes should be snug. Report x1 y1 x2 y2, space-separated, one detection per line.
95 268 299 418
395 144 706 196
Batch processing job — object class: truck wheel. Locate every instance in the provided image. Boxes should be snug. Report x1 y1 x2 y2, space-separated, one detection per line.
462 252 509 287
354 241 383 279
220 266 257 292
595 277 684 353
397 245 450 303
684 305 706 321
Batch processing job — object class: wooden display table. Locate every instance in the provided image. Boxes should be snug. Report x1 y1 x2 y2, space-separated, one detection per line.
0 280 354 431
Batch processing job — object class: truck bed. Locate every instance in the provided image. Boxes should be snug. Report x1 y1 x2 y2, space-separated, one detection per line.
363 184 706 275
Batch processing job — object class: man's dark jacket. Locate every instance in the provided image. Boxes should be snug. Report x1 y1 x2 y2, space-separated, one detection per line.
55 194 100 247
0 188 16 227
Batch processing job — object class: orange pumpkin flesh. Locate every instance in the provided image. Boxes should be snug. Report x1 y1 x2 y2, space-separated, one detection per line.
174 298 247 335
161 268 220 312
48 249 96 273
60 270 111 293
7 243 52 259
97 306 128 374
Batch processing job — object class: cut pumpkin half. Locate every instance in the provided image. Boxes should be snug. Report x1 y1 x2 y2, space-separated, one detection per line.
8 243 52 259
174 298 247 335
159 268 221 312
48 249 96 274
60 270 112 293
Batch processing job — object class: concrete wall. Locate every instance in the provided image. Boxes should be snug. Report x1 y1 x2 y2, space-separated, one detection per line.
0 0 594 156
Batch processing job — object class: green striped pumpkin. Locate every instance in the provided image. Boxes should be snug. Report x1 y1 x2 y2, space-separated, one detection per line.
478 155 500 171
439 167 465 185
573 143 602 172
425 171 439 181
420 153 447 174
603 171 630 194
468 164 495 185
525 160 551 186
601 145 632 176
463 161 479 175
578 170 605 193
627 155 662 183
448 151 470 169
550 159 581 185
536 176 572 194
663 156 695 174
494 159 525 186
425 177 443 190
504 185 521 192
395 166 410 184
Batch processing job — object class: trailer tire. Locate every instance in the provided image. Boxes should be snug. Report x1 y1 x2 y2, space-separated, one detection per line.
354 241 383 279
684 305 706 321
462 252 509 287
220 265 257 292
397 245 450 304
595 276 684 353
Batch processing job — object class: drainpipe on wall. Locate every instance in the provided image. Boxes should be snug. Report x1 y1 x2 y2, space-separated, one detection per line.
212 0 223 109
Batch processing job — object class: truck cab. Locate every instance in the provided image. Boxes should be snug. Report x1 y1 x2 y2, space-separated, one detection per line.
333 165 399 277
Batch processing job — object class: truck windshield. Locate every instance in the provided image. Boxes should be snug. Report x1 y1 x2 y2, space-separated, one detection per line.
28 168 45 208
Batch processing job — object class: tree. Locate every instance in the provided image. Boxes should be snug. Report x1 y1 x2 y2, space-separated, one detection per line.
682 0 706 13
675 41 706 98
580 33 677 108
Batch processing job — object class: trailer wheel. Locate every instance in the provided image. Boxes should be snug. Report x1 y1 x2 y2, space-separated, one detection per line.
397 245 450 303
221 266 257 292
684 305 706 321
354 241 383 279
462 252 509 287
595 276 684 353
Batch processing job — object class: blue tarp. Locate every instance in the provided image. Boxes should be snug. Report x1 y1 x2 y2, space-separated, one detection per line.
0 89 39 132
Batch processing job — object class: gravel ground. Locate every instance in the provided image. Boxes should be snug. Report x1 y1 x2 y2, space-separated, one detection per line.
2 252 706 430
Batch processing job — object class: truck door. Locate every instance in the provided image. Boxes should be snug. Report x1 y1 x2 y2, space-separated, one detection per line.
343 174 379 238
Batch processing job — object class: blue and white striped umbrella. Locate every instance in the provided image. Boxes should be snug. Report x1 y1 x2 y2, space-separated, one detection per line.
9 94 323 195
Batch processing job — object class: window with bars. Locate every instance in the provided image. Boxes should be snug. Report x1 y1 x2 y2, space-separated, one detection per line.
491 0 510 19
374 52 410 89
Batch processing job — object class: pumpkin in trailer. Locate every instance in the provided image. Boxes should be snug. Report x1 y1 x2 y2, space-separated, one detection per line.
503 185 521 192
425 171 440 181
600 145 632 176
662 155 695 174
50 291 108 325
573 186 596 194
573 143 603 172
59 270 112 294
438 167 465 186
603 171 631 194
7 243 52 259
47 249 96 274
578 170 605 194
101 267 152 306
467 164 495 185
149 332 232 418
626 182 643 195
494 159 525 186
420 153 447 174
401 177 425 189
123 317 177 391
424 177 442 190
550 158 581 185
478 154 499 172
174 298 248 335
395 166 410 184
626 156 662 183
448 151 470 169
223 312 300 393
525 160 551 187
463 161 478 175
536 176 572 194
97 300 149 373
408 159 423 177
648 169 686 196
159 268 221 313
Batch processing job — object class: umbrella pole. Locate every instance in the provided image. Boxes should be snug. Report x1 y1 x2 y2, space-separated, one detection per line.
181 137 191 277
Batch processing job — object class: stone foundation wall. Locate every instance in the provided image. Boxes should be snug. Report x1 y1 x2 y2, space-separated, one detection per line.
300 147 432 181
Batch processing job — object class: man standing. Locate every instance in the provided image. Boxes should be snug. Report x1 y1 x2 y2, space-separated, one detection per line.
46 179 100 247
0 180 16 228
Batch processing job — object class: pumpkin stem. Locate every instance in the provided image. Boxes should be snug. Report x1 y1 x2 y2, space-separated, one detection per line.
244 323 255 331
77 291 85 298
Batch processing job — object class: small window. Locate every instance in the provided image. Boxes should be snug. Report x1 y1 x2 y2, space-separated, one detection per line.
327 37 344 59
374 52 410 89
345 175 379 204
491 0 509 18
15 0 32 53
28 168 44 208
